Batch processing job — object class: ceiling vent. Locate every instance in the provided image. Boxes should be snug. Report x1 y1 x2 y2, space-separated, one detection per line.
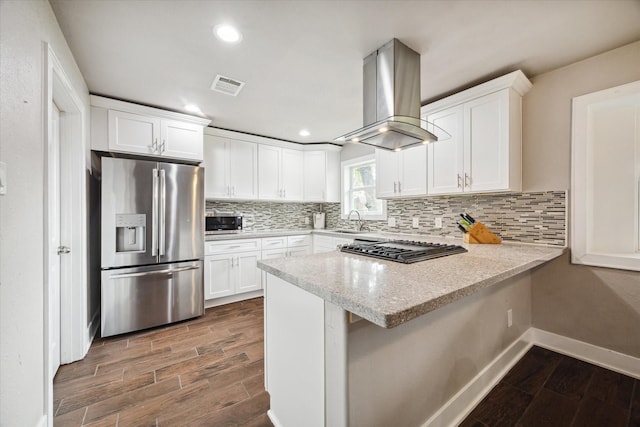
210 74 245 96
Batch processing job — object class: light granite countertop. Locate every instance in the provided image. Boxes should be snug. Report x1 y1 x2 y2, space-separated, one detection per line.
257 235 566 328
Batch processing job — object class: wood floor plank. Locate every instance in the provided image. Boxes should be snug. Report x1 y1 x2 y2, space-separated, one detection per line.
82 413 118 427
572 395 629 427
195 333 248 356
117 380 213 426
544 356 595 401
242 373 266 397
240 412 273 427
120 348 199 380
182 390 270 426
466 383 533 426
154 348 225 382
180 352 251 386
56 372 155 416
83 377 181 424
207 359 264 391
585 365 635 411
517 388 578 426
501 345 562 395
155 382 250 426
53 369 123 399
52 406 86 427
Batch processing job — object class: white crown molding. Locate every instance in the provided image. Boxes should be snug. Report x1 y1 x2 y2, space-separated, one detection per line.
421 70 533 115
90 95 211 126
204 126 342 151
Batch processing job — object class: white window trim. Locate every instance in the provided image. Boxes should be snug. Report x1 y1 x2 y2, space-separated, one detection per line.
341 154 387 220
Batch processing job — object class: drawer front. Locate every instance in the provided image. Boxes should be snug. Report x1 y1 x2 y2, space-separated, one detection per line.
261 236 287 249
287 234 312 248
205 239 262 255
262 248 288 260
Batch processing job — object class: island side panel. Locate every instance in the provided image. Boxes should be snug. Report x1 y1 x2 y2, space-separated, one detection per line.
264 274 326 427
347 272 532 427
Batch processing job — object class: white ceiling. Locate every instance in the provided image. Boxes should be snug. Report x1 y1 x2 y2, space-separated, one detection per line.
49 0 640 144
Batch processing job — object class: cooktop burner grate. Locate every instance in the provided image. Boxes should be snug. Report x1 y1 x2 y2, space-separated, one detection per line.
339 239 467 264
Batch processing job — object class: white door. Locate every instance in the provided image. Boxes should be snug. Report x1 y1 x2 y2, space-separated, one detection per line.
160 119 203 161
375 149 400 198
48 104 62 377
229 140 258 199
399 145 427 196
204 135 230 198
236 251 262 293
427 105 465 194
464 90 510 192
204 254 235 299
258 145 282 199
281 149 304 201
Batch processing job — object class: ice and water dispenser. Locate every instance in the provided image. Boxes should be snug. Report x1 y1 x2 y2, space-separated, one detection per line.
115 214 146 253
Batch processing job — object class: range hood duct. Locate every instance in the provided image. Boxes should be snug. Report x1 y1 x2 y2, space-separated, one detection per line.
337 39 444 151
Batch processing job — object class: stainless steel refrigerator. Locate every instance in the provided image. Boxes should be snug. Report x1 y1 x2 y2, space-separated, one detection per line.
100 157 204 337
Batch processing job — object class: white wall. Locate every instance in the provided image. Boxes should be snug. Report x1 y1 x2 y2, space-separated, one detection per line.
0 1 89 425
523 41 640 358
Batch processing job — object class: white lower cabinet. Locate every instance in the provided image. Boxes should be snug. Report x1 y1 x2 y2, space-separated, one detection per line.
204 239 262 300
313 235 353 254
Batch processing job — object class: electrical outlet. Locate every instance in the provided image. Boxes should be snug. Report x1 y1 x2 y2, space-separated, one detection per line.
507 309 513 328
434 217 443 228
412 217 419 228
388 216 396 227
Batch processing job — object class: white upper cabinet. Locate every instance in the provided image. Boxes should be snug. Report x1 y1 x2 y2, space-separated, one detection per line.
422 70 532 195
203 134 258 200
91 95 210 162
259 146 304 201
375 145 427 198
303 150 340 202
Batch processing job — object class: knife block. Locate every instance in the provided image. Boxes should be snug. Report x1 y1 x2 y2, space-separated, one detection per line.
463 222 502 244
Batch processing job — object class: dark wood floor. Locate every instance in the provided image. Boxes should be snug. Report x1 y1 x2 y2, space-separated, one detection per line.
53 297 272 426
460 345 640 427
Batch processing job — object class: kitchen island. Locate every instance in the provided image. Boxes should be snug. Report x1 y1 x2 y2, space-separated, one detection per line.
258 237 565 427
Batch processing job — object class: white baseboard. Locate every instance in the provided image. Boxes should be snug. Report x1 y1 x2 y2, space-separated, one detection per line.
267 409 283 427
424 333 533 427
36 414 47 427
424 327 640 426
531 328 640 379
204 290 264 309
84 310 100 356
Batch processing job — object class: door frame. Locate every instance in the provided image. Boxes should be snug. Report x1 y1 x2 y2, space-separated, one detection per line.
43 43 89 426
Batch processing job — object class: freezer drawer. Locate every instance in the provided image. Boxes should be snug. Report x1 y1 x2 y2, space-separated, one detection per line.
101 260 204 337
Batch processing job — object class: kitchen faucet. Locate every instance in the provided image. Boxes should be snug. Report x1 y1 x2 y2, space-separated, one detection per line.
347 209 365 231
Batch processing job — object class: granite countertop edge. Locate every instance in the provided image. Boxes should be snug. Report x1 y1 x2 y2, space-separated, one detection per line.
258 246 566 329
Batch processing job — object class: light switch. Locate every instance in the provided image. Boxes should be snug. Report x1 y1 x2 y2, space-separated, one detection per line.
0 161 6 195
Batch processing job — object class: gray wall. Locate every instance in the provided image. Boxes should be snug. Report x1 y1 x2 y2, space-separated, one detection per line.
0 1 90 425
524 40 640 357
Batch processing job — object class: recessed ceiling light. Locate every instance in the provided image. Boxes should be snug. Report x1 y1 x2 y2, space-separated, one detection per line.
299 129 310 137
184 104 202 114
214 24 242 43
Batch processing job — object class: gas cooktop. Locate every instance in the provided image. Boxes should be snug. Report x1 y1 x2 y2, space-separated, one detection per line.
339 239 467 264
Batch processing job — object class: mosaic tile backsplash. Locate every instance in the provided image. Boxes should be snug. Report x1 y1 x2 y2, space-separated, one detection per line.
206 190 566 246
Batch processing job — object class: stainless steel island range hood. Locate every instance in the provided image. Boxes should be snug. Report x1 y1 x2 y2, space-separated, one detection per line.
337 39 443 151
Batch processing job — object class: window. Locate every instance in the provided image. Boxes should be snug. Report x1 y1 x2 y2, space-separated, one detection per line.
341 155 387 220
571 80 640 271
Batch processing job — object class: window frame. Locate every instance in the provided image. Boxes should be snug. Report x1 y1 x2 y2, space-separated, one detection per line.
341 154 387 220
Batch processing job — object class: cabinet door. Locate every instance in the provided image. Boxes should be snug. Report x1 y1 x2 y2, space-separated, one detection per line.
108 110 159 156
281 149 304 201
464 90 510 192
375 149 400 198
259 145 282 200
303 151 327 201
228 140 258 199
427 106 465 194
235 251 262 293
204 254 234 299
399 145 427 196
203 135 230 199
160 119 203 161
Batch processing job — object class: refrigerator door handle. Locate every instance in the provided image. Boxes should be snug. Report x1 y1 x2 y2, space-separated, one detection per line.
108 264 200 279
152 168 159 256
159 168 166 256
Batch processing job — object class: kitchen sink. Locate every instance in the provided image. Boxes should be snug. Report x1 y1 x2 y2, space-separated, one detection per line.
333 229 369 234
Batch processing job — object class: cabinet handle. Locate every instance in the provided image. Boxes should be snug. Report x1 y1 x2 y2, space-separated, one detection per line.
160 140 166 154
398 181 402 193
457 174 462 188
227 185 231 196
282 188 286 198
232 186 236 196
393 182 397 193
150 138 158 153
464 173 471 188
